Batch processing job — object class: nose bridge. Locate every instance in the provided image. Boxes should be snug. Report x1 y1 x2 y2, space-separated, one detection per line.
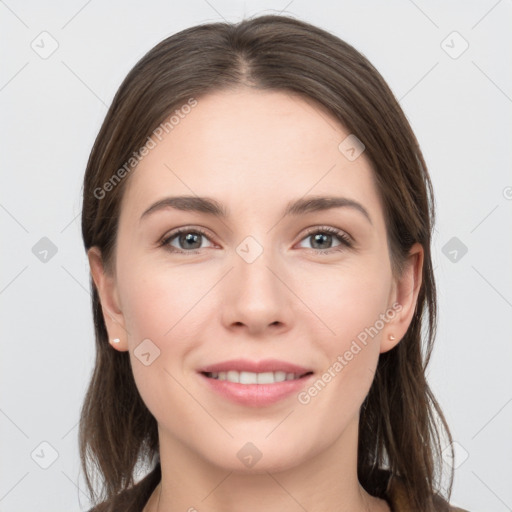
221 232 291 333
235 233 282 303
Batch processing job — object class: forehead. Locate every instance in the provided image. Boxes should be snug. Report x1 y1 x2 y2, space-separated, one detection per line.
121 88 383 223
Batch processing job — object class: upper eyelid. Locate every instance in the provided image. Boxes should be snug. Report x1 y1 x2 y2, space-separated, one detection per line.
302 225 352 241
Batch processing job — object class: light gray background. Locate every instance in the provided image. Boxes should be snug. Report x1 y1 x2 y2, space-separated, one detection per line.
1 1 511 511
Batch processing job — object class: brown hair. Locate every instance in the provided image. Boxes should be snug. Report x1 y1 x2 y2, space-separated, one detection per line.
80 13 454 511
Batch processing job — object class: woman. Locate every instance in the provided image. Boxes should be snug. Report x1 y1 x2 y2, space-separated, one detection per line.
80 14 468 512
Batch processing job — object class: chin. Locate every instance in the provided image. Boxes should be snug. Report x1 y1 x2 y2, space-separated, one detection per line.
195 436 312 475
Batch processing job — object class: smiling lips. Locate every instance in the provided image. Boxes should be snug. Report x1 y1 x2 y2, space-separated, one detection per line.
198 358 313 381
204 370 307 384
198 358 314 406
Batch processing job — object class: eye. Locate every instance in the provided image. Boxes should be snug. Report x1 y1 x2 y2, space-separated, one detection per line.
297 226 353 254
159 225 353 255
160 227 215 254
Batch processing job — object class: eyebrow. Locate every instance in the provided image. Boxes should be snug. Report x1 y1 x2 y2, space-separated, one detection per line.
140 195 372 225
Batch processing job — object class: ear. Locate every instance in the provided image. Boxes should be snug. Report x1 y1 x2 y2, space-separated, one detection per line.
88 246 129 352
380 242 424 353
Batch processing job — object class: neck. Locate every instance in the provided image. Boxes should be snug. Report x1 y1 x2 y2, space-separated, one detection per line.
147 416 389 512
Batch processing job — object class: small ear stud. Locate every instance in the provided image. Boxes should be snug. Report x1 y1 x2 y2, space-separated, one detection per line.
112 338 120 344
389 334 396 341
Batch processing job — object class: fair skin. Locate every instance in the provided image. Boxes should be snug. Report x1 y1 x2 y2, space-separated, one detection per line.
89 88 423 512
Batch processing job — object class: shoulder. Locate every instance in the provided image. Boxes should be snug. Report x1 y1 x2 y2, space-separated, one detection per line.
87 463 161 512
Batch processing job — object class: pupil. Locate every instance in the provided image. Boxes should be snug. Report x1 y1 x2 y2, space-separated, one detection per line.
312 233 331 249
181 233 201 249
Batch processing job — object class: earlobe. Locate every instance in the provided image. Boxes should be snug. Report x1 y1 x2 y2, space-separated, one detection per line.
87 247 129 352
381 243 424 353
380 333 399 353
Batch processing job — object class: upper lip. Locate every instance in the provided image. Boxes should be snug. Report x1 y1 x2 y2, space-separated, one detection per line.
198 358 313 375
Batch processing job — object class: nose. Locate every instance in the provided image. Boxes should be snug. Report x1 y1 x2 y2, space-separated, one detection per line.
221 247 293 337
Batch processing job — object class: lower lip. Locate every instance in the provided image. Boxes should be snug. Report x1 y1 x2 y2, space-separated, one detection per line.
198 373 314 407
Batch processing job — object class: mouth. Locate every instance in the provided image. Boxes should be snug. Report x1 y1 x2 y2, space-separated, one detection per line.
201 370 313 384
197 359 315 406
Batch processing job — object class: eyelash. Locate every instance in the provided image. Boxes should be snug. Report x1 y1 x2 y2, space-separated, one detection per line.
159 226 353 256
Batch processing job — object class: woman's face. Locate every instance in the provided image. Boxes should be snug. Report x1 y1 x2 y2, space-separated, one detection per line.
90 88 422 473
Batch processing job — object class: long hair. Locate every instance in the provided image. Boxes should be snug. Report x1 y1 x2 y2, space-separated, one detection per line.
80 14 454 511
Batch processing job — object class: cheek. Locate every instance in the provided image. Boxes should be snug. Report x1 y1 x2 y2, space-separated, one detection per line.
116 262 206 422
300 258 392 346
115 255 222 380
117 257 208 343
298 261 391 402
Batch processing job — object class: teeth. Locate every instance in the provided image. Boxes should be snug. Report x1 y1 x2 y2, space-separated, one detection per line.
240 371 257 384
206 370 304 384
257 372 277 384
227 370 239 383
